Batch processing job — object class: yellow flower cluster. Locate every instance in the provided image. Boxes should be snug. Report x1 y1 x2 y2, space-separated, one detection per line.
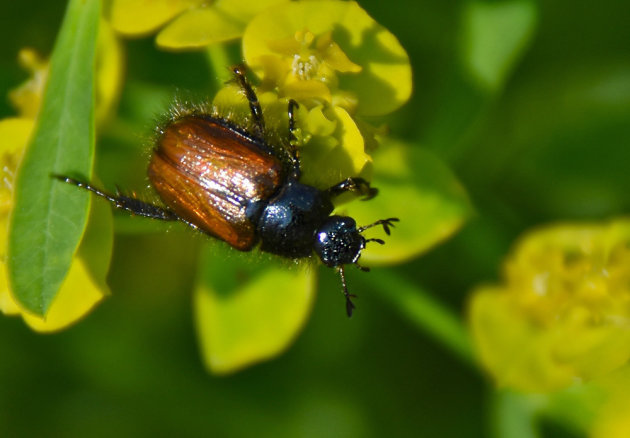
110 0 411 190
469 220 630 392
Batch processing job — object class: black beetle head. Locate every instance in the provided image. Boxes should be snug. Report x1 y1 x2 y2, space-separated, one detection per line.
314 216 366 268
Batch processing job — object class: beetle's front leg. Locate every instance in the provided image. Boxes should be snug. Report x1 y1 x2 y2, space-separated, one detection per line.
326 177 378 201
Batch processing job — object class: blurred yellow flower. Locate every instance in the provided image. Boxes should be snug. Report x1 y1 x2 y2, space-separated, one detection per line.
469 220 630 392
109 0 289 49
9 21 122 125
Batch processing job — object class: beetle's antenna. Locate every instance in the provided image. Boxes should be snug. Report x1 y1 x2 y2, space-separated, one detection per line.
230 65 265 139
358 218 399 235
338 266 357 317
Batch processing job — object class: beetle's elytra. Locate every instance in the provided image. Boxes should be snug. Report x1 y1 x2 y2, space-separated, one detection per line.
149 116 283 251
56 66 398 316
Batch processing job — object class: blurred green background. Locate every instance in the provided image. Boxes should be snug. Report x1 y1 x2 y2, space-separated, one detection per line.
1 0 629 436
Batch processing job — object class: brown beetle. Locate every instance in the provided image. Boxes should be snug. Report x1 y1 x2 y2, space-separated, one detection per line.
55 66 398 316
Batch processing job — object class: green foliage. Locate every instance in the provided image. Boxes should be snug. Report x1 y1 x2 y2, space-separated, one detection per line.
1 0 630 436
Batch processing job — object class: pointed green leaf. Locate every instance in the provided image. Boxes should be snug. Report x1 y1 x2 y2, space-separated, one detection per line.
8 0 100 316
194 243 316 374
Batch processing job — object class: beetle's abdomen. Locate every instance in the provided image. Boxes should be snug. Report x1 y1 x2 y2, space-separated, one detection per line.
258 180 334 258
149 116 283 251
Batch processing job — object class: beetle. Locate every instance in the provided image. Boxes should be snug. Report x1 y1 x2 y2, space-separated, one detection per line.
55 66 398 316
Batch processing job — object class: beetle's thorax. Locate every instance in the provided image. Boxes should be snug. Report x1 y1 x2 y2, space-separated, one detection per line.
255 179 334 258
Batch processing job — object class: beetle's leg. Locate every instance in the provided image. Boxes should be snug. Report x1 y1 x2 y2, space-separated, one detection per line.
358 218 400 235
287 99 301 179
365 238 385 245
326 177 378 201
338 265 357 317
230 65 265 139
53 175 179 221
355 262 370 272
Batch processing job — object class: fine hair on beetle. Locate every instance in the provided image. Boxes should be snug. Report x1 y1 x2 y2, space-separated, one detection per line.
55 65 398 317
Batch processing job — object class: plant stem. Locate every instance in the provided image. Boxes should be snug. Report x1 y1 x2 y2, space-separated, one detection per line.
363 270 475 364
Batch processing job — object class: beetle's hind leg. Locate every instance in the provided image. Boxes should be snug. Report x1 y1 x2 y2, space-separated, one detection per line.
326 177 378 201
53 175 179 221
230 65 265 139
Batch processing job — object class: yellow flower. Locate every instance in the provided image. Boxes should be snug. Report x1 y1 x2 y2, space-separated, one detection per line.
469 219 630 392
243 0 411 117
109 0 289 49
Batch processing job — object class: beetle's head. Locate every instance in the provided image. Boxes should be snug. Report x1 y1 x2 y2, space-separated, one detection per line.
314 216 366 268
314 215 399 317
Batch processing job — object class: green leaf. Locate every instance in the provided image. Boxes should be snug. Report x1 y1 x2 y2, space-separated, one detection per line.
461 0 537 91
341 139 473 265
194 243 316 374
8 0 100 316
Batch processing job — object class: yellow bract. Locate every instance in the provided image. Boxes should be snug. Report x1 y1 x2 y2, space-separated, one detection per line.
469 220 630 392
194 264 316 374
110 0 203 35
110 0 289 49
299 105 371 189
